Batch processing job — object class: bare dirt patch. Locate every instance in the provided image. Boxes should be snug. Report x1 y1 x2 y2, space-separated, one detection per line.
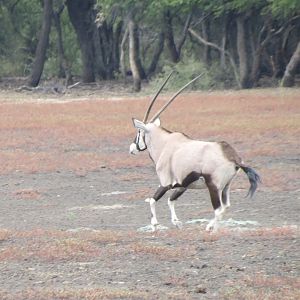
0 88 299 299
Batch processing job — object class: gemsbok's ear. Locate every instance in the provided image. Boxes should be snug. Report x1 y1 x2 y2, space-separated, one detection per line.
153 118 161 127
132 118 148 131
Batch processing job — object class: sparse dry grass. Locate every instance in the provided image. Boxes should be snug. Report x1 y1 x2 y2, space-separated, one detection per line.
124 187 153 201
128 241 195 259
258 168 300 191
0 287 148 300
0 229 11 241
161 227 226 242
223 274 300 300
240 226 299 238
0 229 133 262
13 189 42 200
0 89 299 299
0 89 299 193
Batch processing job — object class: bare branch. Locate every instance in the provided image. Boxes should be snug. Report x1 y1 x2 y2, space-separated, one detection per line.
177 12 193 57
188 28 241 88
149 73 204 123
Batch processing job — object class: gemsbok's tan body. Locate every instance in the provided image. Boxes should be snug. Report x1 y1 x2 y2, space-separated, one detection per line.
130 73 261 231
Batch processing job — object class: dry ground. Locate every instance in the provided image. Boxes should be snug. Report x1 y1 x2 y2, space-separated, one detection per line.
0 87 299 299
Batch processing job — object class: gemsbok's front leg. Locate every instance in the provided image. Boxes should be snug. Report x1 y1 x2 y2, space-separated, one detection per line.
145 185 171 231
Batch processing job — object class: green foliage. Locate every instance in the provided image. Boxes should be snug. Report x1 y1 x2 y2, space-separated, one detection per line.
0 0 41 76
148 57 212 92
208 62 237 89
0 0 299 87
269 0 300 17
148 56 238 92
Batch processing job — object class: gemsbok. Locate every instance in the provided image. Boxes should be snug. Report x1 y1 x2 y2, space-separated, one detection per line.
129 73 261 232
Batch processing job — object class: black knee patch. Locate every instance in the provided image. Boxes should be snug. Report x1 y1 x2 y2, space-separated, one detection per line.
153 185 171 201
169 188 186 201
182 171 202 187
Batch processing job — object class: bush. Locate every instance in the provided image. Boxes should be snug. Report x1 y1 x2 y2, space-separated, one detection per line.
148 58 212 92
148 57 237 93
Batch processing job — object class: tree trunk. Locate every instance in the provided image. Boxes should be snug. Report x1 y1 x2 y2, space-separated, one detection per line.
28 0 53 87
113 20 123 72
93 16 108 80
98 21 112 78
120 26 129 80
177 12 192 58
236 15 252 88
128 19 142 91
201 15 211 65
147 32 164 77
66 0 95 83
53 4 72 85
250 48 263 86
281 41 300 87
164 10 179 63
220 18 229 69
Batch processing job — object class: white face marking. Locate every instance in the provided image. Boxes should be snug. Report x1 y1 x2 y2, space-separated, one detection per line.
129 130 146 155
129 143 138 155
137 130 146 150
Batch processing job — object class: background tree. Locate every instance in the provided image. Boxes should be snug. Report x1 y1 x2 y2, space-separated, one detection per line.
28 0 53 87
0 0 299 90
66 0 95 83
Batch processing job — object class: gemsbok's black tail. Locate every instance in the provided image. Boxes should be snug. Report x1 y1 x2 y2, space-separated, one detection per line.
239 165 261 198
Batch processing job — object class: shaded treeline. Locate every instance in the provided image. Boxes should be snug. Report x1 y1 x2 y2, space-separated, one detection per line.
0 0 299 91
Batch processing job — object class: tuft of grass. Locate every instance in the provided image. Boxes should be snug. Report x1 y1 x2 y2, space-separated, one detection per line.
127 240 197 259
30 238 101 261
0 229 11 241
13 189 42 200
223 275 300 300
240 226 299 238
0 287 148 300
124 187 153 201
0 229 134 262
161 227 226 242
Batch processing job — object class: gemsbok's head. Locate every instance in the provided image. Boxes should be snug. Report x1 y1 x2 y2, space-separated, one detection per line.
129 72 203 155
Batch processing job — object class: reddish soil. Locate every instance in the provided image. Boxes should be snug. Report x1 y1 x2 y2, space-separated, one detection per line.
0 87 299 299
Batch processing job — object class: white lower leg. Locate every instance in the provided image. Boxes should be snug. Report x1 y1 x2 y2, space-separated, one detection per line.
168 199 182 228
223 189 231 209
225 198 231 208
206 206 225 232
145 198 159 231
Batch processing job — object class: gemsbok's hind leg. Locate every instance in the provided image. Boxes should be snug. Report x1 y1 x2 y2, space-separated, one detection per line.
205 181 225 232
168 187 186 228
221 182 232 210
145 185 171 231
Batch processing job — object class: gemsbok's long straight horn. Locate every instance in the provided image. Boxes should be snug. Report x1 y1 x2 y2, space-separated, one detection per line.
143 71 174 123
149 73 204 123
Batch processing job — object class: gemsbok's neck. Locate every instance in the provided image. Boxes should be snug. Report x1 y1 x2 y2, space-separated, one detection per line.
146 127 171 164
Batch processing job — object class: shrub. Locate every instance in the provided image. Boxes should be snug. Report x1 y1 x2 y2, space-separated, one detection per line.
148 56 237 92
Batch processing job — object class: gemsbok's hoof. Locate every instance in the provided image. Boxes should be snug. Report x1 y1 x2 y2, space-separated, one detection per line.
206 220 218 232
151 223 159 232
172 219 183 229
